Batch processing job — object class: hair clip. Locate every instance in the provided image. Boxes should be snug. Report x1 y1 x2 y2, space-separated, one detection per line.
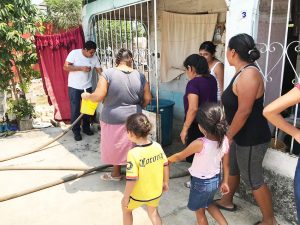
248 49 255 55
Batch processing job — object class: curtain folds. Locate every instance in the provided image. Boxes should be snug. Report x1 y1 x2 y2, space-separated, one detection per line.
160 12 218 82
35 27 85 121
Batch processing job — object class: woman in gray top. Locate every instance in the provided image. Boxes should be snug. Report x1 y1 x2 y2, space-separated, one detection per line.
82 48 152 180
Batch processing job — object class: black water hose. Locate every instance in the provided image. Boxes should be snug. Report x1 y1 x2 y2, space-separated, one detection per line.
0 114 84 163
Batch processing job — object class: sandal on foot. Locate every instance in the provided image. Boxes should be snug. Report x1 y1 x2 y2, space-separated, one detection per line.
214 199 237 212
100 173 122 181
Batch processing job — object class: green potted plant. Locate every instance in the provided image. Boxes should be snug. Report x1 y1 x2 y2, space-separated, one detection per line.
7 98 35 131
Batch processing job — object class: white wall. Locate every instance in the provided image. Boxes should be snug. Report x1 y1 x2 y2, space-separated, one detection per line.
263 148 297 178
224 0 260 88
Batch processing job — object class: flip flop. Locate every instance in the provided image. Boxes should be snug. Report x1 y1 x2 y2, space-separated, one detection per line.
100 173 122 181
253 221 280 225
214 199 237 212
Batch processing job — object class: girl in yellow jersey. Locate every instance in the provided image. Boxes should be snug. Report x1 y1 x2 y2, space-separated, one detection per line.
122 113 169 225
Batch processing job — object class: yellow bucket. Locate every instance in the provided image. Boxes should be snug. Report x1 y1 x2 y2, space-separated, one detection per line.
80 99 98 115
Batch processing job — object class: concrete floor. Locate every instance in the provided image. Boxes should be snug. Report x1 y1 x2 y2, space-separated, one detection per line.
0 127 293 225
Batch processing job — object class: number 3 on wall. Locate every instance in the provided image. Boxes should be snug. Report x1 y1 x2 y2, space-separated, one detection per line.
242 11 247 18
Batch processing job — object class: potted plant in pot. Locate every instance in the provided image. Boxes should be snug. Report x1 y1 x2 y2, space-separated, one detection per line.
7 98 35 131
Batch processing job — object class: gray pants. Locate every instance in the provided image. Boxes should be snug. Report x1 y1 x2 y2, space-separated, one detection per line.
229 141 269 190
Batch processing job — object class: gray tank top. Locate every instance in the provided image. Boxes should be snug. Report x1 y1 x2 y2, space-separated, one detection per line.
100 68 146 124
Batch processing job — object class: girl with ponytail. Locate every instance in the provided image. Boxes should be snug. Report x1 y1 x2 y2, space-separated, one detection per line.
181 54 217 159
168 103 230 225
181 54 218 188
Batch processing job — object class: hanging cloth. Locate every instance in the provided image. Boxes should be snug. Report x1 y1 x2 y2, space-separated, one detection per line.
160 11 218 82
35 27 85 121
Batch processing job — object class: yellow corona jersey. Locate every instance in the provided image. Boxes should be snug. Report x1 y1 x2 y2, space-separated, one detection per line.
126 141 168 201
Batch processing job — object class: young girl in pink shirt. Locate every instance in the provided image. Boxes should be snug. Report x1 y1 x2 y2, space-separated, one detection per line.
168 103 230 225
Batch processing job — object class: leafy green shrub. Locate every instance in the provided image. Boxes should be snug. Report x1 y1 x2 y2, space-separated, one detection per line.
8 99 35 120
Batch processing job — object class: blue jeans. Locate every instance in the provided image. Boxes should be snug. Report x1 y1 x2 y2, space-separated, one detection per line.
295 157 300 223
68 87 92 135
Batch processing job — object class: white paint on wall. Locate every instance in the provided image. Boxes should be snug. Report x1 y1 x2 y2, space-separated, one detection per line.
263 148 297 178
224 0 260 88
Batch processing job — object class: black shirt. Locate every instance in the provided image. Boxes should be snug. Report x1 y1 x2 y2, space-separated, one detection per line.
221 65 271 146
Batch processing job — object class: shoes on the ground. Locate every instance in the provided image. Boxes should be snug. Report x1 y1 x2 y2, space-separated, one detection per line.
74 134 82 141
83 129 94 136
100 172 122 181
184 181 191 188
214 199 237 212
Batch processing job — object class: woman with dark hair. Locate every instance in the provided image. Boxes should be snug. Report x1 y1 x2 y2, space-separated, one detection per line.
82 48 152 181
215 33 278 225
199 41 224 101
181 54 217 168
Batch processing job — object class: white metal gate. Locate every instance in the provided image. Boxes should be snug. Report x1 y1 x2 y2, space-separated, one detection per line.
87 0 161 142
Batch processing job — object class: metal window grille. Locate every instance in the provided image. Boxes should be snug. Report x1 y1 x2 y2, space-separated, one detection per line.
256 0 300 155
90 1 152 77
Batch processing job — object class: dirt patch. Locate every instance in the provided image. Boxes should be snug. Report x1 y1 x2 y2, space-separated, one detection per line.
27 79 56 124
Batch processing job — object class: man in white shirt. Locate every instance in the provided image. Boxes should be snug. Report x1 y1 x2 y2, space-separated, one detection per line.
63 41 102 141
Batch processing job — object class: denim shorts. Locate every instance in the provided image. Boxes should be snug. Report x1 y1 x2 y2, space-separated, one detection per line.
187 174 220 211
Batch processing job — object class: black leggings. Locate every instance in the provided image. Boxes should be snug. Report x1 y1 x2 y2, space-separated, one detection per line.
185 122 203 163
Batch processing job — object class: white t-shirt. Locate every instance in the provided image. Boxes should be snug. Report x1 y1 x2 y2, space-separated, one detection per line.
210 61 222 101
66 49 101 89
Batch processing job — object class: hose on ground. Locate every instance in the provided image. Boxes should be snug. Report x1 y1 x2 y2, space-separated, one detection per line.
0 166 95 171
0 165 112 202
0 114 84 163
0 113 189 203
0 164 188 202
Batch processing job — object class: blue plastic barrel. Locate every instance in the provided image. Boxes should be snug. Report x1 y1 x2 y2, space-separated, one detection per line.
146 99 175 146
